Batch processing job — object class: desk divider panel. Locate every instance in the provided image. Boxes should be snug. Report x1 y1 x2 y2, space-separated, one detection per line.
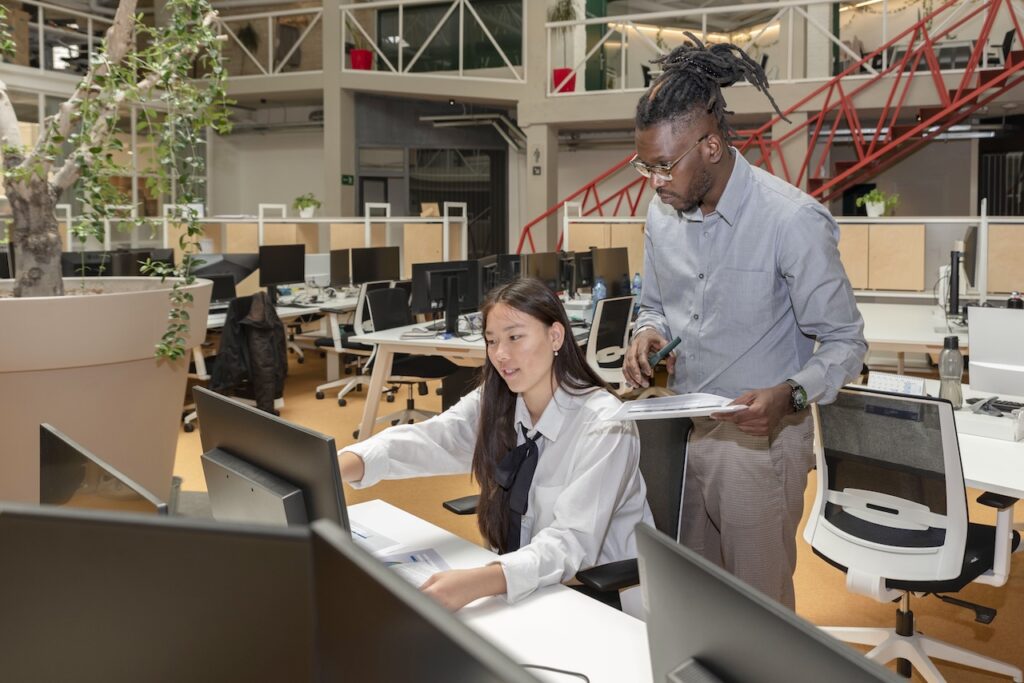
868 223 925 291
987 224 1024 293
608 222 646 279
328 222 368 250
837 223 869 290
404 223 444 275
567 223 610 254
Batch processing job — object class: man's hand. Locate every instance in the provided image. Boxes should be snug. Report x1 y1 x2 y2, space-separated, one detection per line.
711 383 794 437
623 328 670 388
420 565 507 612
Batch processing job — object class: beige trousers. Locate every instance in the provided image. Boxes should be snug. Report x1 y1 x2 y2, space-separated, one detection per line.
679 411 814 610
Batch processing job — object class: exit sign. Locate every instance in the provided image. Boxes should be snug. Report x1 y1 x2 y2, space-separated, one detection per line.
341 174 354 186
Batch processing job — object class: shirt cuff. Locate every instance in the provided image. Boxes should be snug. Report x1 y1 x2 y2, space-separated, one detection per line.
497 549 542 604
341 439 389 489
789 366 826 405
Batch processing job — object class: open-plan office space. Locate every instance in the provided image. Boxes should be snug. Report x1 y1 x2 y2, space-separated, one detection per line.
2 0 1024 681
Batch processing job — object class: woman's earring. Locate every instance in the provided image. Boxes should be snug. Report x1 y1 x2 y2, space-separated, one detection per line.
554 350 559 357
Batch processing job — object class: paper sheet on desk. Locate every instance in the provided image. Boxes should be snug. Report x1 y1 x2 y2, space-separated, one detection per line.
379 549 450 588
605 393 748 421
350 522 402 555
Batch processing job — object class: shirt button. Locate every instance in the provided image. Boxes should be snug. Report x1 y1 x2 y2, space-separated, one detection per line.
689 354 695 360
698 273 704 279
692 313 699 320
703 231 710 238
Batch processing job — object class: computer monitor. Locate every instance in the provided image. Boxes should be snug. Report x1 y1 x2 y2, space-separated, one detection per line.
966 306 1024 396
61 250 111 277
521 251 561 292
591 246 631 297
330 248 351 288
207 273 237 305
191 252 260 284
575 250 594 289
311 520 541 683
962 225 978 289
351 246 401 284
39 424 168 515
478 254 498 293
0 247 12 279
637 524 900 683
193 387 349 530
559 251 576 296
259 244 305 288
496 253 521 285
304 252 330 288
110 249 142 276
410 260 483 333
0 505 314 681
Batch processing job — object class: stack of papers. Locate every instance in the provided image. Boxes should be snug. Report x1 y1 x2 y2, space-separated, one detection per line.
605 393 748 421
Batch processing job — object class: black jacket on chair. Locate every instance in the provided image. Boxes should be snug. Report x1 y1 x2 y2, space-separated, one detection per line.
210 291 287 412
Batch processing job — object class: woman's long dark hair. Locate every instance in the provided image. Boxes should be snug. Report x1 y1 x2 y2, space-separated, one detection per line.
471 277 612 553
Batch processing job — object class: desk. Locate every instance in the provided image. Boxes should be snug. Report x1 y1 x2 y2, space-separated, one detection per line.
858 303 968 373
350 321 590 439
348 499 652 683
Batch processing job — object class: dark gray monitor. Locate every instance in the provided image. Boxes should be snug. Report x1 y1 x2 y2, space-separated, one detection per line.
207 273 237 304
496 253 521 284
591 246 631 297
575 250 594 289
39 424 168 515
479 254 498 293
61 250 111 277
193 387 349 530
521 251 561 292
637 524 900 683
410 259 482 315
963 224 977 289
0 246 11 278
351 246 400 284
192 252 259 284
330 248 351 288
311 520 541 683
259 244 306 287
0 505 314 682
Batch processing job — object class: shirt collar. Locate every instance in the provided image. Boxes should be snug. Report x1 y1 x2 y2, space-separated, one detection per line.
514 385 578 442
678 147 748 226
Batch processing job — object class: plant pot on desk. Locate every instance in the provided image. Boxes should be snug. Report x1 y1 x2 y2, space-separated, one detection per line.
865 200 885 218
350 48 373 70
553 67 576 93
0 277 212 503
299 207 315 218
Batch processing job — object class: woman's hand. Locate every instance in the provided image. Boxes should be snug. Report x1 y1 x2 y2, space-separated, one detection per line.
420 564 507 612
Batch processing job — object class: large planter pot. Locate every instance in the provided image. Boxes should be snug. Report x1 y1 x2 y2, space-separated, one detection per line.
0 277 212 504
552 67 576 93
350 48 373 70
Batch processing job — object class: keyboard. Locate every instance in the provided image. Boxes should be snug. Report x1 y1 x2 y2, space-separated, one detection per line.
991 399 1023 414
209 303 230 314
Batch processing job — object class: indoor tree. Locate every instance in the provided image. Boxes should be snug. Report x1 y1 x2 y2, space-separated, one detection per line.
0 0 231 358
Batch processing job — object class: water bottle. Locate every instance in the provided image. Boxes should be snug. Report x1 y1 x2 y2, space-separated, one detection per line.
591 277 607 322
938 335 964 410
631 272 642 315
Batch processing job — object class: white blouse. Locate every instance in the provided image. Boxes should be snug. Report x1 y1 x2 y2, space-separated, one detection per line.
345 385 653 603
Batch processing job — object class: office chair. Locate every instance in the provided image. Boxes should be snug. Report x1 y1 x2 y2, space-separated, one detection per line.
585 295 634 393
804 387 1021 683
443 415 693 614
641 65 653 87
314 280 391 406
355 287 459 438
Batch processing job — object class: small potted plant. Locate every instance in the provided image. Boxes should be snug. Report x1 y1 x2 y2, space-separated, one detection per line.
346 17 372 70
548 0 578 92
856 188 899 217
292 192 322 218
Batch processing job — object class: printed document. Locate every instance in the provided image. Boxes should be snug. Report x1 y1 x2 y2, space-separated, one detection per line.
605 393 748 421
379 548 451 587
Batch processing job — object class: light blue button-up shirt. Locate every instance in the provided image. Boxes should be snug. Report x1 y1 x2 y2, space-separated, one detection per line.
634 149 867 404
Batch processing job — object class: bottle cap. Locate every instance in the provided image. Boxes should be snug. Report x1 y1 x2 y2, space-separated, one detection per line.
944 335 959 350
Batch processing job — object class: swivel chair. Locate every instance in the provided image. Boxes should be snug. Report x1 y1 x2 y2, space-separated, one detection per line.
354 287 459 439
805 387 1021 683
585 295 634 393
314 280 391 406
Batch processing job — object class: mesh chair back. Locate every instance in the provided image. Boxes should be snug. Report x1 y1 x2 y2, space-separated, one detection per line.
391 280 413 306
366 287 414 332
586 295 634 369
354 280 391 334
805 388 968 583
637 417 692 538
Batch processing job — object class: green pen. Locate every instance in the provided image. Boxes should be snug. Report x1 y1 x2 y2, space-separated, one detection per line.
648 336 682 369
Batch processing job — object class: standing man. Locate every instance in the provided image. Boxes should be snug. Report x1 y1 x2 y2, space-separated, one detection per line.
623 35 867 609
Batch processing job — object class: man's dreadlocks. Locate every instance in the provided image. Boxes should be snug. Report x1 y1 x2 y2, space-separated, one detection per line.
635 32 788 141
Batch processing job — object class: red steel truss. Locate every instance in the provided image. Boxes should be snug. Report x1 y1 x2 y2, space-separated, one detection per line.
516 0 1024 254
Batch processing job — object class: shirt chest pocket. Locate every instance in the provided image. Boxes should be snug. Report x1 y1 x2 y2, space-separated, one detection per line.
707 268 774 336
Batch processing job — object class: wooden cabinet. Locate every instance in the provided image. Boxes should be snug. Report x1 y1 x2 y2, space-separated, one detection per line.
987 224 1024 293
837 222 925 291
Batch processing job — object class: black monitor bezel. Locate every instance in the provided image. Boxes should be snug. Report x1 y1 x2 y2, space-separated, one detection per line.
258 244 306 288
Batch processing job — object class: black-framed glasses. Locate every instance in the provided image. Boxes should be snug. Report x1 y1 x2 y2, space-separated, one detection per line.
630 134 710 182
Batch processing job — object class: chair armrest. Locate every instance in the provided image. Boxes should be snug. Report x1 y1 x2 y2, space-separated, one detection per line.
442 494 479 515
977 492 1019 510
575 559 639 593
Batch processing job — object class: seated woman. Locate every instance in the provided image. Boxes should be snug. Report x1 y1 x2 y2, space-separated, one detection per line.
338 277 652 611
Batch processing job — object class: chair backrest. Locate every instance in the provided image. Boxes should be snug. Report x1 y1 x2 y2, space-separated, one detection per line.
586 295 634 369
354 280 392 335
391 279 413 306
1003 28 1016 59
636 417 692 538
804 387 968 586
641 64 652 87
366 287 414 332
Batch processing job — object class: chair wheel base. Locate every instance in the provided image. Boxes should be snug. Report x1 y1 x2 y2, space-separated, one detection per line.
338 398 347 407
391 419 400 426
296 357 304 364
183 423 195 433
352 430 360 439
386 394 395 403
315 391 325 400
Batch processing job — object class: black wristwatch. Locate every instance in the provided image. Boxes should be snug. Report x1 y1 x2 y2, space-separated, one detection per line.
785 379 809 412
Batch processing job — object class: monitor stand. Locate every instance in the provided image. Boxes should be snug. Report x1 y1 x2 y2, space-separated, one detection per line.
444 276 460 336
